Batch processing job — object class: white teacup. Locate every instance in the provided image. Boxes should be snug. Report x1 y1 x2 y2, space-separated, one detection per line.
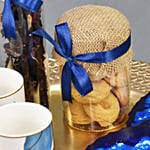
0 102 53 150
0 67 25 106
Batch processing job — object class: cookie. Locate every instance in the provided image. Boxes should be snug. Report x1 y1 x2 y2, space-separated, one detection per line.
97 120 112 127
83 93 120 127
104 70 129 88
69 100 91 124
113 86 129 106
72 80 112 104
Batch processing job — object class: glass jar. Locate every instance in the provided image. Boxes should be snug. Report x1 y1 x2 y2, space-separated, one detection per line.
0 0 50 108
65 66 130 132
52 5 133 132
52 63 130 132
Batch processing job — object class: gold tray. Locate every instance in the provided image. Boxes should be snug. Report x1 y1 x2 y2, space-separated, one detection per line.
48 59 150 150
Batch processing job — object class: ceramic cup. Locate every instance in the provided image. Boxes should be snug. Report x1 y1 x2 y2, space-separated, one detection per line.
0 102 53 150
0 67 25 106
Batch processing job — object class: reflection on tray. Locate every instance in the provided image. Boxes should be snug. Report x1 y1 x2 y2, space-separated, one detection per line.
48 59 150 150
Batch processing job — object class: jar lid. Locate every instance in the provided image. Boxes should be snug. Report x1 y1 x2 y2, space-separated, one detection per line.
52 5 133 78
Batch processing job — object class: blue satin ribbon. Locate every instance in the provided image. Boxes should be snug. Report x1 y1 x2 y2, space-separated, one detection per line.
32 22 131 102
2 0 43 40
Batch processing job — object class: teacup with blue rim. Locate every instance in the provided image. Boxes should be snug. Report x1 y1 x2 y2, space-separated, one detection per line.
0 102 53 150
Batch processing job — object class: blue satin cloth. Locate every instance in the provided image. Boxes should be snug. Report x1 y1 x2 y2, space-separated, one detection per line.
2 0 43 40
95 137 150 150
86 126 150 150
32 22 131 102
127 93 150 127
86 92 150 150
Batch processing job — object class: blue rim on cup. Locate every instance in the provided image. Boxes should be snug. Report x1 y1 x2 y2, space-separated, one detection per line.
0 102 53 150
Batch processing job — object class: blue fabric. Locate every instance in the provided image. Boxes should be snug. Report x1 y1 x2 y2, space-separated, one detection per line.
24 124 53 150
86 126 150 150
32 22 131 102
94 137 150 150
86 92 150 150
131 109 150 126
2 0 43 40
127 92 150 127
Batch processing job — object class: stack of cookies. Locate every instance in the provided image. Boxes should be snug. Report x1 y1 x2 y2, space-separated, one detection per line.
69 68 129 128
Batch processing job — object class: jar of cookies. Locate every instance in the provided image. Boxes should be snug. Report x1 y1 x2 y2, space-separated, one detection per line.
52 5 133 132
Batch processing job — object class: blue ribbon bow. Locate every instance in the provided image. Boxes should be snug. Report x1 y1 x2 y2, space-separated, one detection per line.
2 0 43 40
32 22 131 103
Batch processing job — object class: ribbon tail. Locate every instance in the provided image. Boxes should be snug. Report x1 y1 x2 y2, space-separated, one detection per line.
62 62 72 103
32 27 66 58
55 23 72 57
2 0 17 40
71 62 93 96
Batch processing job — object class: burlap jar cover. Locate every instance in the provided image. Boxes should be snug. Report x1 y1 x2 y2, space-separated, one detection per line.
52 5 133 131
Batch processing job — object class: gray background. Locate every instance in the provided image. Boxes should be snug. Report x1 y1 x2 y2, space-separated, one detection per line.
0 0 150 66
43 0 150 62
